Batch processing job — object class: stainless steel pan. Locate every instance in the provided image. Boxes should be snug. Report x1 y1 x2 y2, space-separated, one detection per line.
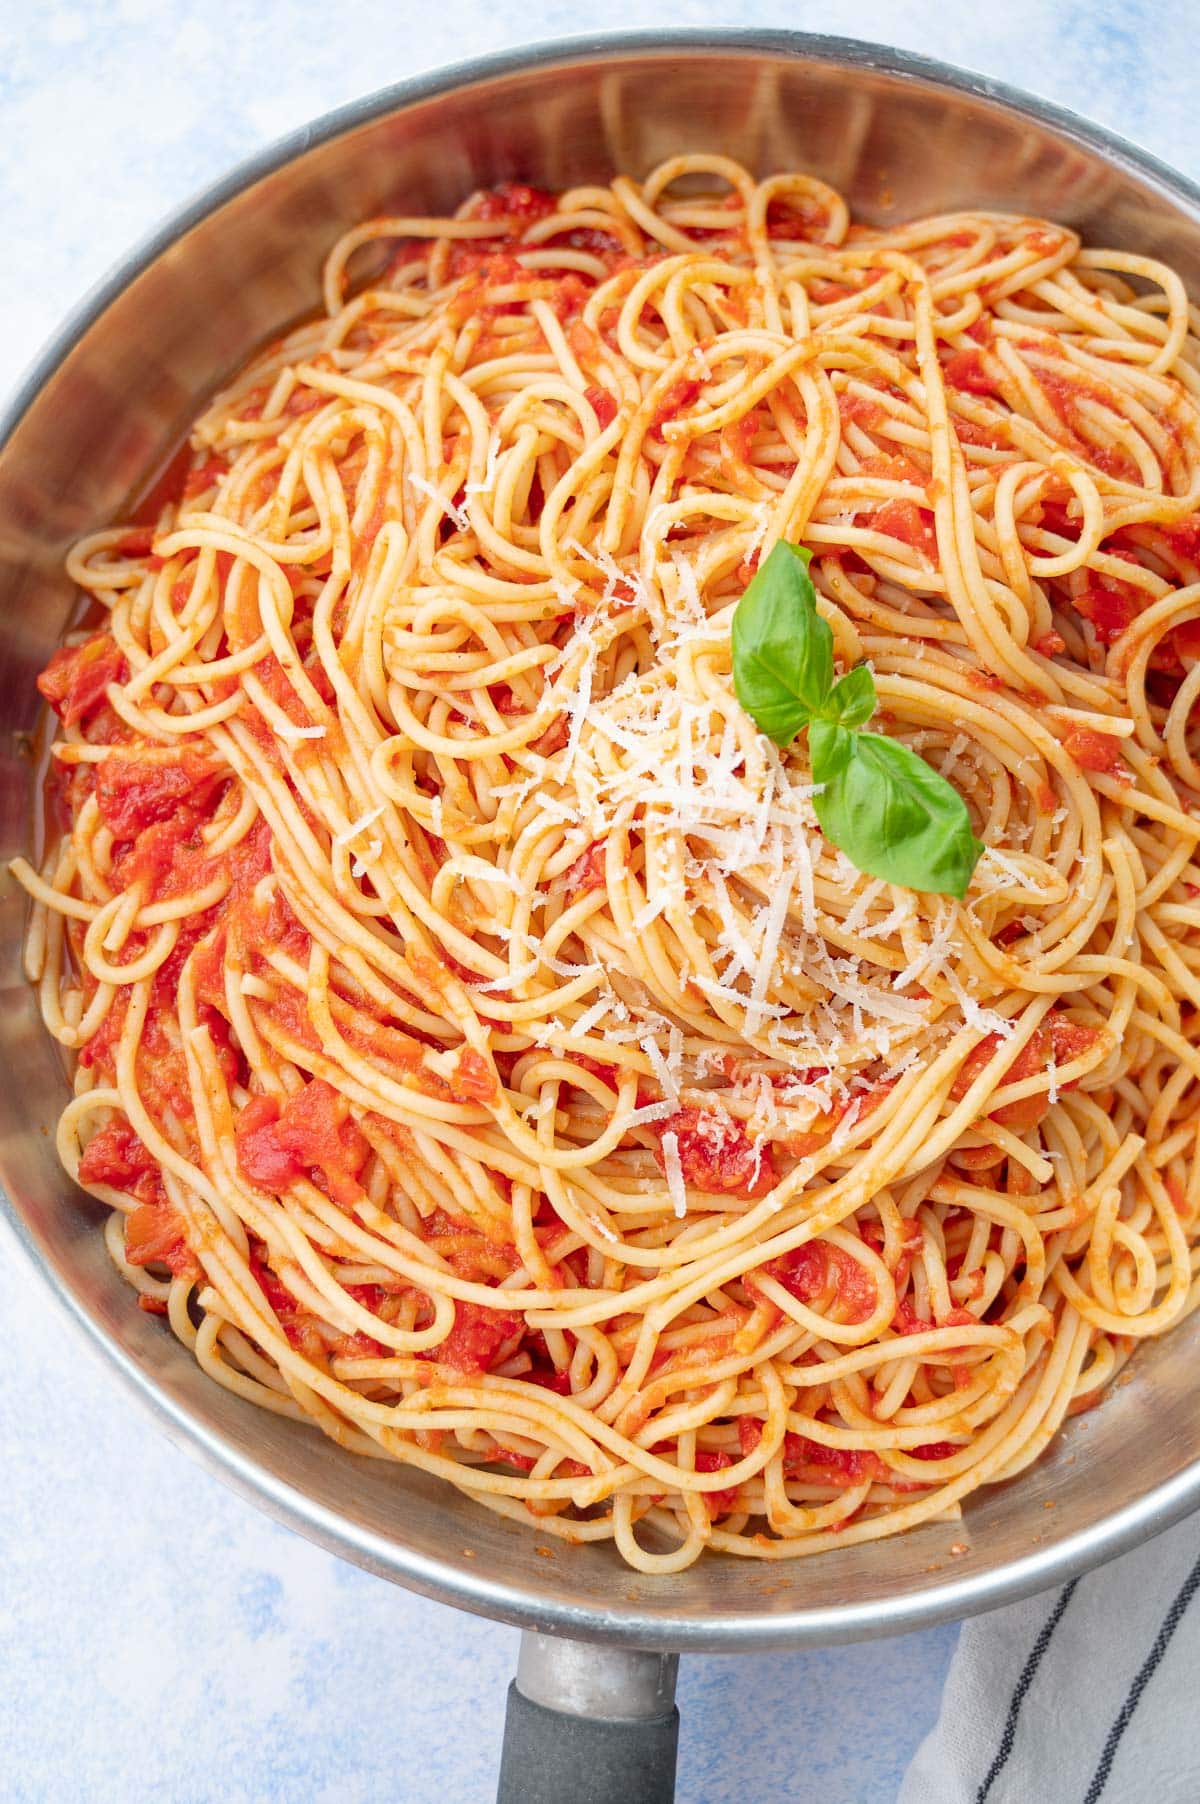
5 33 1200 1800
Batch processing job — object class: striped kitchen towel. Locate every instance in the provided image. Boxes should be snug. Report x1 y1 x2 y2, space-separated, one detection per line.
898 1512 1200 1803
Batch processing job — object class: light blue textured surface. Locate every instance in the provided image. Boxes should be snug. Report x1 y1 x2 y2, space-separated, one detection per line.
1 4 1194 1800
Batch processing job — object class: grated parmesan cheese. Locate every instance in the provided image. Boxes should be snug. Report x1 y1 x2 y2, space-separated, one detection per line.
661 1129 688 1218
333 804 385 847
350 838 383 877
569 996 616 1039
626 1098 678 1127
473 960 540 993
642 1032 681 1108
408 471 470 533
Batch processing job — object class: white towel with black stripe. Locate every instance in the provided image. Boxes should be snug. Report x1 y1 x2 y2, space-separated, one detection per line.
898 1513 1200 1804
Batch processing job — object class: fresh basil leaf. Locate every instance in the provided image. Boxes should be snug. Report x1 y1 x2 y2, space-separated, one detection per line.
810 728 983 900
826 662 876 729
731 541 833 746
731 539 983 897
807 716 854 780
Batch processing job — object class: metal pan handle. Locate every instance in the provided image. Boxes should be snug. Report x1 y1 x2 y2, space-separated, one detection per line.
497 1633 679 1804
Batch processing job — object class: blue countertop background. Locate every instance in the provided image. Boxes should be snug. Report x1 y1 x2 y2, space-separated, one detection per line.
1 3 1194 1799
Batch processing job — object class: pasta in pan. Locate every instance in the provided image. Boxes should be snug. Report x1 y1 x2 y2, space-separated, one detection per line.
17 156 1200 1571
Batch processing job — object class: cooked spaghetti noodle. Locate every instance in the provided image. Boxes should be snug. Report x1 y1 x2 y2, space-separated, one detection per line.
17 158 1200 1572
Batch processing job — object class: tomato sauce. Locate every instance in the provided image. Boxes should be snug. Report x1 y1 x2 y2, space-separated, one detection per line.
891 1301 977 1337
471 182 556 224
1061 723 1126 775
762 1239 877 1324
694 1448 738 1516
738 1417 889 1486
566 841 607 894
950 1013 1101 1129
430 1299 523 1374
235 1078 369 1208
124 1199 201 1279
837 388 886 428
649 376 702 440
78 1120 161 1205
654 1106 775 1198
942 348 999 396
95 748 225 843
872 499 937 558
37 633 127 728
584 385 618 429
1071 578 1140 644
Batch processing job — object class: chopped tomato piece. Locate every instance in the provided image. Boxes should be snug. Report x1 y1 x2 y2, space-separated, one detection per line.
837 388 885 428
872 499 937 558
763 1240 877 1324
650 375 702 439
250 1254 298 1319
78 1120 160 1204
694 1449 738 1517
526 1364 572 1395
488 683 524 717
546 225 621 257
857 452 926 484
1072 580 1139 644
1037 500 1081 542
892 1301 978 1336
37 633 127 727
654 1106 775 1198
787 1440 883 1485
1161 619 1200 671
859 1215 923 1292
433 1300 523 1373
942 348 999 396
572 1053 621 1091
1061 724 1125 775
1047 1016 1103 1065
584 385 618 429
181 456 227 500
545 273 592 321
443 247 517 302
125 1199 200 1279
111 527 161 559
784 1079 892 1158
95 749 224 841
236 1096 299 1190
812 279 856 305
950 1014 1101 1129
765 194 829 238
471 182 556 223
738 1416 766 1459
447 1047 500 1107
235 1079 369 1207
283 387 325 418
737 1417 886 1485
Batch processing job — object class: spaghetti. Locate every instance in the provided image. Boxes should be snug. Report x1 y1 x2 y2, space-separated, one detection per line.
16 157 1200 1572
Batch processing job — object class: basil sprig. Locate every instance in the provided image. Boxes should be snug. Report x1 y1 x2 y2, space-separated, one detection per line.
731 542 983 899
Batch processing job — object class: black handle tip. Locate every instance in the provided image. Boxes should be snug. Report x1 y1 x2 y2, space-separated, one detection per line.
497 1679 680 1804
